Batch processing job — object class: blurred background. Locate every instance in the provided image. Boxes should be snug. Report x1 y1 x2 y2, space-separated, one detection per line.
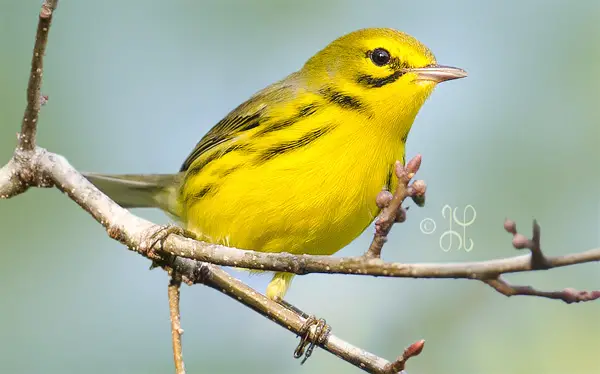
1 1 599 373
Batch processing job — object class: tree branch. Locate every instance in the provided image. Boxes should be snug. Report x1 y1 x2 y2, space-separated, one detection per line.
168 275 185 374
19 0 58 152
161 256 422 374
24 150 415 372
156 221 600 283
19 149 600 292
12 147 594 290
4 148 596 370
0 158 27 198
483 277 600 303
1 143 597 372
1 0 57 199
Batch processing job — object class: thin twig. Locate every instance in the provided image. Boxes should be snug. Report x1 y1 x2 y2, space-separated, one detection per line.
504 219 550 269
365 155 425 259
19 0 58 152
384 340 425 373
484 277 600 303
168 275 185 374
1 1 58 199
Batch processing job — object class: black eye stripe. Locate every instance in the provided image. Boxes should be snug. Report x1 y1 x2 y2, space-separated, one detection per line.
356 70 403 88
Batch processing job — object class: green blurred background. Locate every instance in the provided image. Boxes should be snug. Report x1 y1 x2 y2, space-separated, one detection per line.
1 1 599 373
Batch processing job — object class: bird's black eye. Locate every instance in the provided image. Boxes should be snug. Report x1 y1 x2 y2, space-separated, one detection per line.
370 48 391 66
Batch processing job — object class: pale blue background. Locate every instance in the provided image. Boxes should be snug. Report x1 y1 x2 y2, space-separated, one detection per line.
1 1 598 373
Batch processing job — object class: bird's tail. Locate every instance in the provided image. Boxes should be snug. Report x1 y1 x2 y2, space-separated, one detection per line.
83 172 182 218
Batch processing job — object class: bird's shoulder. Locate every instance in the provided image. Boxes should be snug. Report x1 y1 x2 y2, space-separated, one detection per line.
180 73 313 172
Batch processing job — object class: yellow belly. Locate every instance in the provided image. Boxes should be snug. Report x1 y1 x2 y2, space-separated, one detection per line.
181 131 402 256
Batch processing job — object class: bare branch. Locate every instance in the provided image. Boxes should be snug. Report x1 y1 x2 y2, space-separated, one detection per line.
484 277 600 303
12 145 598 368
476 218 600 303
168 275 185 374
365 155 425 259
384 340 425 373
504 219 550 269
8 145 598 374
1 1 58 199
19 0 58 152
0 158 27 198
159 226 600 281
162 257 413 374
32 150 600 287
19 152 425 371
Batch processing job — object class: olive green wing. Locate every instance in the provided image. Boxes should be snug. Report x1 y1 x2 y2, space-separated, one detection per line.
179 76 300 172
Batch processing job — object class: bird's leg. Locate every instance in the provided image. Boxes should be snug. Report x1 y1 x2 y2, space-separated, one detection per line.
275 297 331 364
276 297 310 319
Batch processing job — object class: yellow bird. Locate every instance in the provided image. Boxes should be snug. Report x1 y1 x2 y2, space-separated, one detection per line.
86 28 466 300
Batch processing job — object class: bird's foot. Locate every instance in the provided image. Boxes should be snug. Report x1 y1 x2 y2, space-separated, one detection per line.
140 224 198 258
275 298 331 364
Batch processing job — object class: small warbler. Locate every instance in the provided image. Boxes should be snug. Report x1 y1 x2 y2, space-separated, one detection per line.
86 28 466 299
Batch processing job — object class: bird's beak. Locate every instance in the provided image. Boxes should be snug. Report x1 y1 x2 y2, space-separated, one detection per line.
410 65 468 83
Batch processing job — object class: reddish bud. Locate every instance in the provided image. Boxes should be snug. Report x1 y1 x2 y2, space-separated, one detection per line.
406 154 422 174
40 94 49 106
512 234 530 249
394 160 406 179
504 219 516 234
376 190 393 209
411 180 427 196
404 339 425 358
395 207 407 223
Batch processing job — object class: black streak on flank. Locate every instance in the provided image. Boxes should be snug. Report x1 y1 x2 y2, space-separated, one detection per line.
254 103 319 137
385 167 393 192
319 87 363 111
357 70 403 88
179 113 262 172
185 144 251 178
258 126 334 162
189 183 217 202
213 166 239 178
298 103 318 117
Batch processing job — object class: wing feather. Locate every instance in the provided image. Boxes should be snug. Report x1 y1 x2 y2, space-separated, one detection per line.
179 75 302 172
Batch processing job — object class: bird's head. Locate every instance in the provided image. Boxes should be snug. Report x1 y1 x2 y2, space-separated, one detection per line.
302 28 466 128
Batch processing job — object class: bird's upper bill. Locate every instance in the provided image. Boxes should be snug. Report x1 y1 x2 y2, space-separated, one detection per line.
410 65 467 83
